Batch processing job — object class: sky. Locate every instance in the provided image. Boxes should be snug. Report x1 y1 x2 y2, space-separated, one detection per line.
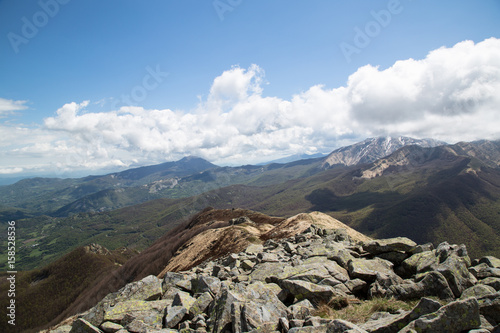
0 0 499 180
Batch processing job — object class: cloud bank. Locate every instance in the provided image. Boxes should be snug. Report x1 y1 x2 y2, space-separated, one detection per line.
2 38 500 175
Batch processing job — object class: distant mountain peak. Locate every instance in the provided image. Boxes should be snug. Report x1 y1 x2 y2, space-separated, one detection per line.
321 136 446 169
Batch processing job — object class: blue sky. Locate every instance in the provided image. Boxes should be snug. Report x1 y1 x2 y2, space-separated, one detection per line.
0 0 499 179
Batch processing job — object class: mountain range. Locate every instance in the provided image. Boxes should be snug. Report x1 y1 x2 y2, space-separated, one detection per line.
1 136 500 331
1 136 500 273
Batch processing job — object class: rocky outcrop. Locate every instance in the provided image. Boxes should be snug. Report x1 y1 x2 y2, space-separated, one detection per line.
53 219 500 333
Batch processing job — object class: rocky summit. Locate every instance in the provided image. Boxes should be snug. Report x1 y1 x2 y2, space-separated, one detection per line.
44 219 500 333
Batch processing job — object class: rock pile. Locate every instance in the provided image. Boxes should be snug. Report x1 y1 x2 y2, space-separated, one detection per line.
56 223 499 333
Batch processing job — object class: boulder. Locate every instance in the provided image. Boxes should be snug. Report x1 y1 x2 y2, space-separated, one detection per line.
360 297 441 333
208 282 287 333
401 298 480 333
192 275 221 296
400 250 437 277
435 252 477 298
328 319 368 333
479 256 500 269
376 251 408 265
347 258 395 283
249 261 287 282
188 291 213 317
164 272 191 290
103 300 168 327
470 263 500 279
279 279 338 305
477 292 500 324
99 322 123 333
245 243 264 255
165 306 188 329
408 243 434 255
479 277 500 291
115 275 162 302
368 272 405 298
460 284 497 299
69 318 103 333
386 271 454 300
83 275 165 327
345 278 368 294
172 291 196 311
240 259 255 271
288 299 314 320
363 237 417 254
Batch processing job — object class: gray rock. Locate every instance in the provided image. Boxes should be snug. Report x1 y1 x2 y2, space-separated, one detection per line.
288 299 314 320
408 243 434 255
118 275 163 302
193 275 221 296
436 252 477 298
401 298 481 333
327 248 355 269
279 317 290 332
172 291 196 311
285 262 344 284
328 319 368 332
479 277 500 291
280 279 338 305
470 263 500 279
208 285 245 333
347 258 395 283
165 306 188 329
83 275 165 327
376 251 408 265
345 279 367 294
125 318 149 333
304 316 330 327
70 318 103 333
290 319 305 328
400 250 437 277
229 216 253 225
477 292 500 323
249 261 287 282
103 300 168 327
363 237 417 254
361 297 441 333
460 284 497 299
188 292 213 317
386 271 454 300
479 256 500 269
240 259 255 271
208 282 287 333
368 272 405 298
288 326 329 333
245 243 264 255
175 279 193 292
284 242 297 253
258 252 280 262
100 321 123 333
164 272 191 290
297 243 331 258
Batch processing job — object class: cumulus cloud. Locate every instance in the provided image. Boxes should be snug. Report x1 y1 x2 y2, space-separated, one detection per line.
2 38 500 175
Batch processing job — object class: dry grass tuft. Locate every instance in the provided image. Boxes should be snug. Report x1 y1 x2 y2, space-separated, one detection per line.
313 297 419 324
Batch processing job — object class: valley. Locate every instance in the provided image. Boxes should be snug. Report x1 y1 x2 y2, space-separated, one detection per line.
1 137 500 272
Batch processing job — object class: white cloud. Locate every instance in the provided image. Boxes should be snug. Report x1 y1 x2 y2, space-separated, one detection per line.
0 98 28 117
1 38 500 175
